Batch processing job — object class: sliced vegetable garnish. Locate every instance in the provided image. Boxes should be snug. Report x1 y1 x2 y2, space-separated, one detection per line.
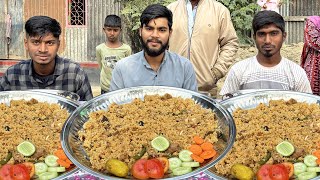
44 155 59 167
178 150 193 162
38 171 58 180
172 166 192 176
303 155 318 167
276 141 295 156
151 136 170 151
297 171 317 180
47 166 66 173
34 162 48 175
181 161 200 168
191 154 204 163
17 141 36 157
293 162 307 175
306 167 320 172
168 157 182 170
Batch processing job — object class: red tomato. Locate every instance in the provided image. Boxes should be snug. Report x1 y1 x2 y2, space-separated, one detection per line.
10 164 30 180
257 164 273 180
131 159 149 180
0 164 14 180
269 164 289 180
22 162 35 178
281 162 294 178
156 157 169 173
144 159 164 179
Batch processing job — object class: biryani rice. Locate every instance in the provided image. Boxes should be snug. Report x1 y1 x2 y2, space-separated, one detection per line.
78 94 220 172
213 99 320 178
0 99 69 163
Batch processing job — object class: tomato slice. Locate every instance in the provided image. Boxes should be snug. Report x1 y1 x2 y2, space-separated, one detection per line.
22 162 35 178
0 164 14 180
10 164 30 180
156 157 169 173
131 159 149 180
281 162 294 178
257 164 272 180
269 164 289 180
144 159 164 179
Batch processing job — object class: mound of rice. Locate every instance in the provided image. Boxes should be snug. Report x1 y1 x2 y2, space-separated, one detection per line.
0 99 69 163
213 99 320 177
78 94 219 171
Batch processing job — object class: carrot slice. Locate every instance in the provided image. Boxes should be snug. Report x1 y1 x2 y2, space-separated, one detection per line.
193 136 204 145
200 150 217 159
316 158 320 165
191 154 204 163
200 142 214 151
54 149 68 160
189 144 203 155
312 150 320 158
65 158 73 165
57 159 71 168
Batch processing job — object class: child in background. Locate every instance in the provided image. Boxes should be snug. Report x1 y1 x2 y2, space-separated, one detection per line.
96 15 132 94
257 0 282 13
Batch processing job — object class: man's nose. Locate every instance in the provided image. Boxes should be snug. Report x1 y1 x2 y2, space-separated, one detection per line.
151 30 159 37
39 43 48 52
265 34 272 43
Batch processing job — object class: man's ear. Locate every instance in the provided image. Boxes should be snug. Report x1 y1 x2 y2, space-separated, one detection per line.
139 28 142 36
283 32 287 41
24 38 28 50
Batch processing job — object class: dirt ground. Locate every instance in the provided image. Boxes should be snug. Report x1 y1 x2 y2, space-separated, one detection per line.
216 42 304 92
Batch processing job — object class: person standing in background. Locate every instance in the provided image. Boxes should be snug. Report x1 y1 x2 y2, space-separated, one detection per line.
301 16 320 95
257 0 282 13
96 15 132 94
167 0 239 97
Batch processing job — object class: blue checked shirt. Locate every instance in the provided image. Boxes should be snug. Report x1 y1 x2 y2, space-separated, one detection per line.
0 56 93 101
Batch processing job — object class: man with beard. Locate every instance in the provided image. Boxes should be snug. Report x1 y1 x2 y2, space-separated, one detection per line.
96 15 131 94
109 4 197 91
0 16 93 101
220 10 311 96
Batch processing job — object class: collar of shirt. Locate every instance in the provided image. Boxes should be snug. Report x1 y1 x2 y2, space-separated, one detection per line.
186 0 198 37
141 51 168 72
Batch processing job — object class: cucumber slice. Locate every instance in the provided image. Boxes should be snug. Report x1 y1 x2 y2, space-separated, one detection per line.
294 162 307 175
275 141 294 156
172 166 192 176
35 162 48 175
17 141 36 156
48 166 66 172
303 155 318 167
151 136 170 151
38 171 58 180
178 150 193 162
181 161 200 168
44 155 59 167
168 157 182 170
306 167 320 172
297 171 317 180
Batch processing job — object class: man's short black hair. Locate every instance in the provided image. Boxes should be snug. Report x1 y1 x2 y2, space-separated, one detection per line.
104 15 121 28
140 4 173 30
252 11 285 34
25 16 61 38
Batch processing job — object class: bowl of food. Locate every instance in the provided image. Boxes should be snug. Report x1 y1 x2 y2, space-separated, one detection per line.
29 89 80 102
206 90 320 180
61 86 236 179
0 91 79 180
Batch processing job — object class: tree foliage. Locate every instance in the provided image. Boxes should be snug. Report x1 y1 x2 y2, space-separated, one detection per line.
118 0 259 52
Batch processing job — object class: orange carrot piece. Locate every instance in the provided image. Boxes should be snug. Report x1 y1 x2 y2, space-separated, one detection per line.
54 149 68 160
57 159 71 168
316 158 320 165
191 154 204 163
189 144 203 155
193 136 204 145
312 150 320 158
200 142 214 151
65 158 73 165
200 150 217 160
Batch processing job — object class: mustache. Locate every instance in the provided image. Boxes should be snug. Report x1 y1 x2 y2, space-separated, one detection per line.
147 39 162 44
262 45 275 48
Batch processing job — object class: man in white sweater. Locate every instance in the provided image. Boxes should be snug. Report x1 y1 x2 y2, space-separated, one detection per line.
220 10 312 96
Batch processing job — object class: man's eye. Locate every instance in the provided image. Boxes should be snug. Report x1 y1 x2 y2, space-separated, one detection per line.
32 41 40 45
271 31 279 36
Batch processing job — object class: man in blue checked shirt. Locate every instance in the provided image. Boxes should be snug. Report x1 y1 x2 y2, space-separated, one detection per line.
0 16 93 101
